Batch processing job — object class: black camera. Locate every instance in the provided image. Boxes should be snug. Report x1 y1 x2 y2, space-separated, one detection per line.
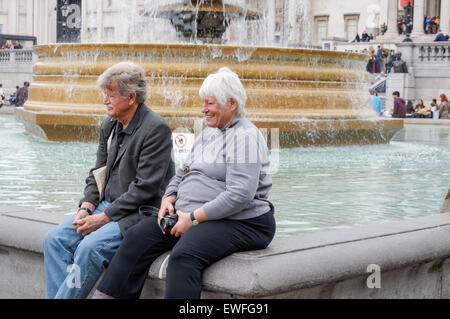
160 213 178 234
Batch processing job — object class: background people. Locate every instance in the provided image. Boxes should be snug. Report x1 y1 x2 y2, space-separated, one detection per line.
392 91 406 118
413 99 430 118
438 94 450 119
370 89 382 116
15 82 30 107
0 84 4 108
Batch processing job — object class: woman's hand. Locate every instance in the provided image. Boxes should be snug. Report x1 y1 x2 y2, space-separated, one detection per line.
158 195 177 227
170 210 193 237
171 208 208 237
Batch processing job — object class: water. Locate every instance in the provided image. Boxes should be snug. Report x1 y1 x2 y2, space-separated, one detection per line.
1 114 449 237
84 0 311 47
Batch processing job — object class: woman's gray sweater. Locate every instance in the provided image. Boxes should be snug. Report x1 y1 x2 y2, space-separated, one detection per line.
163 116 273 220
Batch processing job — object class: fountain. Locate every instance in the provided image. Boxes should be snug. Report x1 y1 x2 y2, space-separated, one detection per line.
5 1 450 300
16 0 403 147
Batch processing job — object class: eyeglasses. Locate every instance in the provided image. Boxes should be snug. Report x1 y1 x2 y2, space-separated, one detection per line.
101 92 123 100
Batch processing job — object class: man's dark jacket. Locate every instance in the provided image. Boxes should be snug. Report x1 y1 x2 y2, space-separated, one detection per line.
79 104 175 234
393 97 407 118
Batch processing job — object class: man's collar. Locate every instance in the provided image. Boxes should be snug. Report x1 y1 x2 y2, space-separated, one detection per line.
116 104 142 135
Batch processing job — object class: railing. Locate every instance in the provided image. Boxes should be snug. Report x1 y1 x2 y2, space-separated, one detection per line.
417 43 450 62
0 49 34 63
369 76 387 92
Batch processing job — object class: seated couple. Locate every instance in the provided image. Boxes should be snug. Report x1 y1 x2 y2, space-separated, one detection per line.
43 62 276 299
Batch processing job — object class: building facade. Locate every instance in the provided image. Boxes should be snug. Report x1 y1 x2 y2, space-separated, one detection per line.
309 0 445 45
0 0 57 46
0 1 448 46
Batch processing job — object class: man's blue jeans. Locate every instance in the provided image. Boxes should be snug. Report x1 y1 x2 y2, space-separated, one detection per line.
43 201 123 299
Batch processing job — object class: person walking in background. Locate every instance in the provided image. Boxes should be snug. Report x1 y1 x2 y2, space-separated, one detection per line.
386 50 396 73
380 22 387 35
0 84 5 108
425 16 432 34
392 91 406 118
42 61 175 299
15 82 30 107
438 94 450 119
370 89 382 116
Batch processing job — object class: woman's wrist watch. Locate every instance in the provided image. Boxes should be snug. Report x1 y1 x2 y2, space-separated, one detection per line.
190 211 199 226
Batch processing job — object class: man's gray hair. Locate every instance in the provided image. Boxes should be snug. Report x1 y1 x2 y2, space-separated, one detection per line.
199 67 247 117
97 61 148 105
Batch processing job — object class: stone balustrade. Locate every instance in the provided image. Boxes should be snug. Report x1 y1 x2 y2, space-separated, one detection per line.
393 42 450 103
0 49 34 64
416 43 450 62
0 49 35 93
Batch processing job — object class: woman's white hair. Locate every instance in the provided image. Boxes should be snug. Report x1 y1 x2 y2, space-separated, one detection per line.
199 67 247 116
97 61 148 105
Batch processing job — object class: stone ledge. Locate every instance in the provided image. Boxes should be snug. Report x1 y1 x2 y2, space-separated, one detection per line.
1 206 450 298
404 118 450 125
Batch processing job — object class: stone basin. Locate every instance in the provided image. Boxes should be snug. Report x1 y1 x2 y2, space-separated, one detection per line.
16 43 403 147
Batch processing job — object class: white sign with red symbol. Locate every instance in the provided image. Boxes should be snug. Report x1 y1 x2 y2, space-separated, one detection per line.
172 133 194 160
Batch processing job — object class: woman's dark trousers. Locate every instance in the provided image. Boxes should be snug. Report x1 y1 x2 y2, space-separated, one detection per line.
96 211 275 299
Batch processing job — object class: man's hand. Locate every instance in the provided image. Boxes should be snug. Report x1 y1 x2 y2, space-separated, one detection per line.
75 213 111 237
73 210 89 231
73 203 96 232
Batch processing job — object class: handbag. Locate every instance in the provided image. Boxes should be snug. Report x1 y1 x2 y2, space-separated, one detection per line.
92 128 114 201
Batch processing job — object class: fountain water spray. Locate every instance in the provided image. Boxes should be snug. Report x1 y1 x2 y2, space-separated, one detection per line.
16 0 403 147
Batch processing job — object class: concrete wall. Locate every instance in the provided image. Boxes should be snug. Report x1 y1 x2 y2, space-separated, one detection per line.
2 206 450 299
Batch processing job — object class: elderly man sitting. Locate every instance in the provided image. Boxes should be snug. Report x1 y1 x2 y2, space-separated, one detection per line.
43 62 175 299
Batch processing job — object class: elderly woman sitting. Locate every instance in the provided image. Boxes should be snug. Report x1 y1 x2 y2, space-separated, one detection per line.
92 67 276 299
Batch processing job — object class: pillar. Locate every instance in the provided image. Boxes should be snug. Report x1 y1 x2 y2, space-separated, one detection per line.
428 0 437 17
96 0 103 42
383 0 401 41
81 0 87 42
440 0 450 35
26 0 33 36
7 0 18 34
41 0 50 44
411 0 426 39
267 0 276 44
287 0 297 44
